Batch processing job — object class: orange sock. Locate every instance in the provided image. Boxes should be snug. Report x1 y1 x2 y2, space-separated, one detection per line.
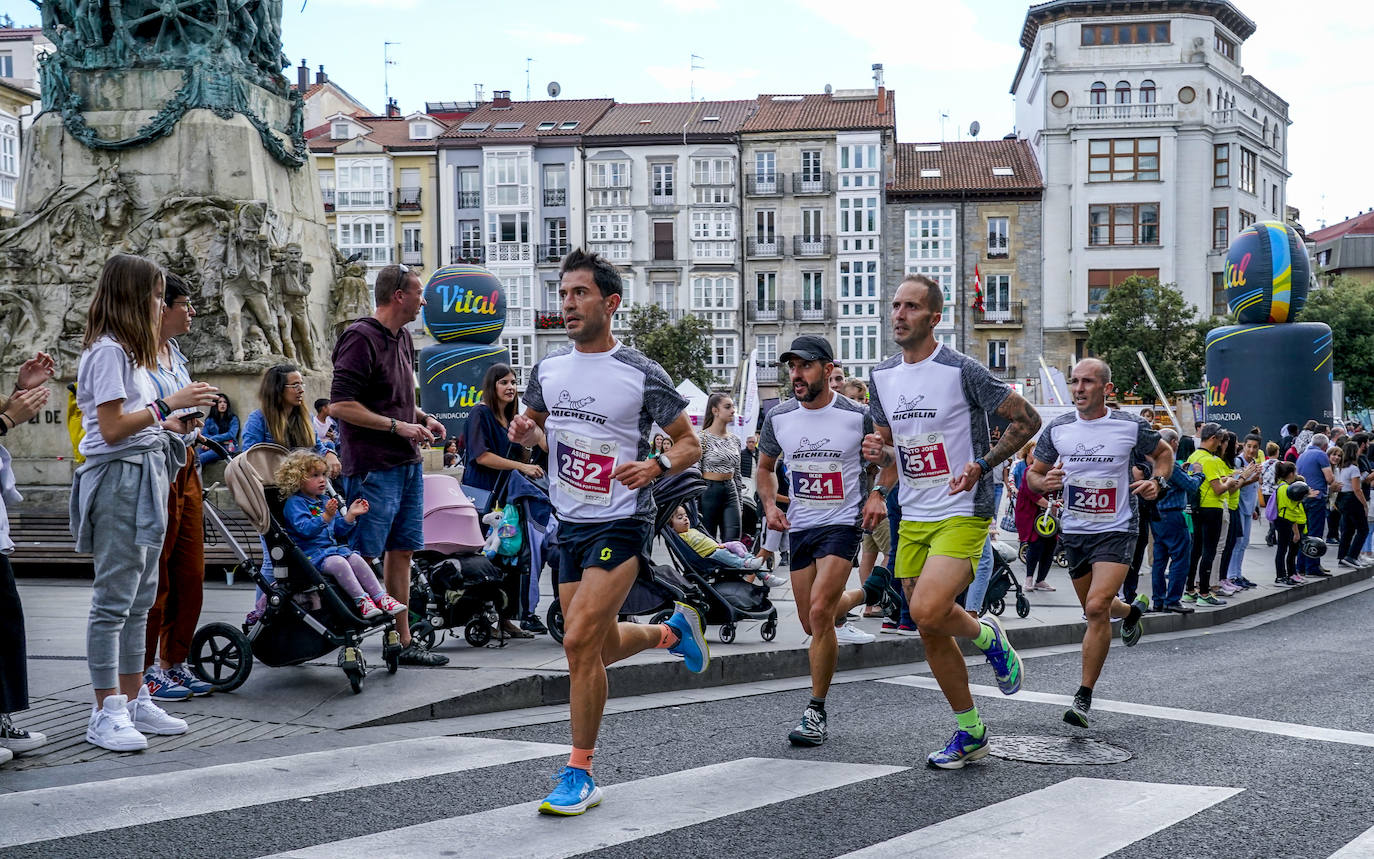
657 623 680 648
568 747 595 772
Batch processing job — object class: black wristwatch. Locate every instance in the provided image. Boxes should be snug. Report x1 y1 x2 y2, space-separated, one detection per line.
872 484 892 500
974 457 991 476
1152 475 1168 492
653 452 672 474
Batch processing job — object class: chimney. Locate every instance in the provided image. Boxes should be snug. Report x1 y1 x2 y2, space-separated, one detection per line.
297 59 309 93
386 98 400 118
316 64 328 85
872 63 886 114
492 90 511 108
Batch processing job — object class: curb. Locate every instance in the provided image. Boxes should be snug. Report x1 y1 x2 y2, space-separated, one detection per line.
355 564 1374 727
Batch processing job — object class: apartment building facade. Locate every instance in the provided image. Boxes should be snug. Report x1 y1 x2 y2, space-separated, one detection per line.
1013 0 1290 369
885 140 1044 393
436 94 614 383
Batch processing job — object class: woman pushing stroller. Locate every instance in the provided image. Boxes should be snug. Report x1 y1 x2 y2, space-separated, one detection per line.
276 451 407 620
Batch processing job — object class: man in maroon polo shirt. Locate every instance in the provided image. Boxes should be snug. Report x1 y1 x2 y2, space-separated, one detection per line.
330 264 449 666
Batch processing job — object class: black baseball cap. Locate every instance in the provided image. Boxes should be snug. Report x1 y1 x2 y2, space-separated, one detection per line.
779 335 834 365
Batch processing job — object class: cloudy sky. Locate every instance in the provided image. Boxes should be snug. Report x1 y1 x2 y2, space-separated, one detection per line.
5 0 1368 228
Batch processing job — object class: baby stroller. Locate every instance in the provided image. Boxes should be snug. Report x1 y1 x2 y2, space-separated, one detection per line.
980 539 1031 618
658 469 779 644
186 444 403 695
408 472 513 648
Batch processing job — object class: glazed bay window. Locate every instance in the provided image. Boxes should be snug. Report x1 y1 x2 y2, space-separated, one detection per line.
907 208 955 260
1088 138 1159 182
1239 209 1256 230
838 323 880 369
588 212 630 242
691 274 736 311
1081 21 1169 44
500 274 534 329
838 259 879 317
1088 203 1159 246
484 151 531 207
336 217 391 263
335 158 389 209
756 333 778 367
486 212 532 261
1213 144 1229 188
589 160 629 189
1213 207 1229 250
1239 147 1257 194
707 335 738 377
692 157 734 186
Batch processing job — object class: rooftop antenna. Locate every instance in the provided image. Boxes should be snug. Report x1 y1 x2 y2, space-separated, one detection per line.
525 57 533 101
690 53 704 101
383 41 400 105
940 110 949 141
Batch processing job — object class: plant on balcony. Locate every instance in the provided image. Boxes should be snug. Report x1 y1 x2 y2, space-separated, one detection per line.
625 304 713 389
1085 275 1208 396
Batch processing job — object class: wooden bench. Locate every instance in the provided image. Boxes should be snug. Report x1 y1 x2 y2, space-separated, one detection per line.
8 505 261 575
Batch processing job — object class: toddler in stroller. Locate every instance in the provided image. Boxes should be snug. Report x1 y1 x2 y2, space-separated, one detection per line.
669 506 764 571
276 451 407 620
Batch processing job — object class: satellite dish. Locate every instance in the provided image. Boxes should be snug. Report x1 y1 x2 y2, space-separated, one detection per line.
969 121 981 138
547 81 561 98
824 83 832 94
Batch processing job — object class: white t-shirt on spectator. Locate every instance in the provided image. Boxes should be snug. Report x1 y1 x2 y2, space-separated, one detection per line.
77 335 159 458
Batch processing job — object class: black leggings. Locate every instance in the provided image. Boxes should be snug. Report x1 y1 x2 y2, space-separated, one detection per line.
1124 509 1152 600
1188 507 1224 595
1024 536 1057 583
1275 518 1299 578
1338 494 1369 561
699 478 741 542
0 555 28 713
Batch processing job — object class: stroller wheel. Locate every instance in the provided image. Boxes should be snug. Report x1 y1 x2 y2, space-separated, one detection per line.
409 620 437 652
1054 549 1069 569
649 609 673 626
718 623 736 644
546 602 565 644
340 646 365 694
189 622 253 693
1016 594 1031 618
384 629 402 674
1018 542 1029 563
760 619 777 642
465 618 493 648
989 598 1006 616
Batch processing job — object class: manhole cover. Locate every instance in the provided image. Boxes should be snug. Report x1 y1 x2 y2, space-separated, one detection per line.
988 735 1133 765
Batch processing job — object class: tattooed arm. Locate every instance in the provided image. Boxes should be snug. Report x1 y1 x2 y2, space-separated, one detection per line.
985 392 1041 470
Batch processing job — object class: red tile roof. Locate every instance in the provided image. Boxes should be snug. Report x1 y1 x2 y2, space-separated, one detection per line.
741 91 896 133
586 100 755 137
438 98 615 140
1308 210 1374 243
890 139 1043 195
307 115 451 153
0 27 43 42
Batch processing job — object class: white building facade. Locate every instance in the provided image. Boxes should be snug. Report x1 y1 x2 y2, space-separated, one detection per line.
1012 0 1290 368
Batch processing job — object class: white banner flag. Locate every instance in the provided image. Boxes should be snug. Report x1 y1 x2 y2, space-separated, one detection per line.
731 350 760 444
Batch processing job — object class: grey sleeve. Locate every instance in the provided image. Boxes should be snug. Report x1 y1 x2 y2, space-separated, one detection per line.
960 358 1012 416
863 407 875 437
1032 422 1059 465
642 362 689 429
867 375 890 428
1133 417 1162 459
758 413 781 458
522 361 546 413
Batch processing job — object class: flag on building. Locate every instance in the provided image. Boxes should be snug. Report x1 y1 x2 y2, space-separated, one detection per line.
972 264 985 313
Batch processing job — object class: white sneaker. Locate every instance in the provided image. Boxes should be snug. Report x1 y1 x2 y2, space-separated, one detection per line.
761 572 788 588
834 621 876 645
0 746 12 765
86 695 148 751
0 713 48 754
127 686 188 736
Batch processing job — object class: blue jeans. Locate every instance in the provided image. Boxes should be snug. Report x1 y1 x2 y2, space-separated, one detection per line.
1226 495 1256 579
964 536 995 612
1298 496 1326 573
343 462 425 558
886 490 913 626
1150 509 1192 607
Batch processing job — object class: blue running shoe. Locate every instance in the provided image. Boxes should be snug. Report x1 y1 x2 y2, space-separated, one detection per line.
664 601 710 674
978 615 1022 695
926 728 991 769
538 766 604 816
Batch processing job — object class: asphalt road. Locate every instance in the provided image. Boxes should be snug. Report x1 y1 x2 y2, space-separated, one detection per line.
6 587 1374 859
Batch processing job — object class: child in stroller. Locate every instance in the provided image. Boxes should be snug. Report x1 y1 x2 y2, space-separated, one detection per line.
669 506 765 571
276 451 407 620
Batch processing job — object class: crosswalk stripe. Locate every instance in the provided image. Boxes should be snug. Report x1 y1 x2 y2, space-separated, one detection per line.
1329 824 1374 857
836 776 1242 858
880 675 1374 749
0 736 568 849
261 757 907 859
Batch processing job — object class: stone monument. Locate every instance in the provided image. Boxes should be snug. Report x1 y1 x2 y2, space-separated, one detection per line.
0 0 344 489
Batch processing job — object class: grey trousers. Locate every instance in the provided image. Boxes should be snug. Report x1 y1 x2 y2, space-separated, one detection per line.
86 460 166 689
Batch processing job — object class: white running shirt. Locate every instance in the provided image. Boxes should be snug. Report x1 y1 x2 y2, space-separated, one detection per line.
757 394 873 531
1032 410 1161 535
524 341 687 523
868 344 1011 522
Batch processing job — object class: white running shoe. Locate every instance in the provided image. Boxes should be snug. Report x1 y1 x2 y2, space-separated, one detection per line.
0 746 12 765
761 571 788 588
86 695 148 751
834 621 876 645
127 686 188 736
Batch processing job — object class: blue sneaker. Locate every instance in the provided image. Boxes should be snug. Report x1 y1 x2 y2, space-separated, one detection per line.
664 601 710 674
927 728 991 769
142 666 192 702
167 663 214 696
977 615 1022 695
538 766 604 816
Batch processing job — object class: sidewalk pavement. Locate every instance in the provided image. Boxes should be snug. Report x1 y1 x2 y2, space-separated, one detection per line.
11 521 1371 773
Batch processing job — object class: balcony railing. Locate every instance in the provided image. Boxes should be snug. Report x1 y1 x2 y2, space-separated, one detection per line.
457 190 481 209
399 243 423 266
587 176 631 190
396 187 422 211
543 188 567 206
535 311 566 330
746 236 786 258
536 243 570 264
990 364 1018 380
746 300 782 322
653 240 675 261
691 241 736 262
745 172 785 196
792 235 833 257
487 242 533 262
649 193 676 208
335 189 393 210
1072 103 1176 123
793 172 832 194
450 246 484 264
321 189 335 212
975 301 1024 327
792 299 833 322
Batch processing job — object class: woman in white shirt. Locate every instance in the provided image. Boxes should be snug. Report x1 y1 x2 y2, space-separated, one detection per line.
1335 441 1368 567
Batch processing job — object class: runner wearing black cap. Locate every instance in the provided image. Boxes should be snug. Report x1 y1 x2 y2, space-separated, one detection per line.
757 335 888 746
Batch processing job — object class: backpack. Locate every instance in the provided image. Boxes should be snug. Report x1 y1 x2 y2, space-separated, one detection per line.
65 384 86 464
1264 489 1279 522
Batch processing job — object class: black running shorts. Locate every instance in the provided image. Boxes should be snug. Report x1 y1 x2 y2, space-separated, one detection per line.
1058 530 1138 580
789 525 863 572
555 519 651 584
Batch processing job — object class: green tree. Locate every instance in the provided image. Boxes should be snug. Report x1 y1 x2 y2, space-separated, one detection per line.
1084 275 1207 396
1297 275 1374 409
624 304 714 389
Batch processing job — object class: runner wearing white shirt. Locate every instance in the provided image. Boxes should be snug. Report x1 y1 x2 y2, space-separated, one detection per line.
756 336 891 747
1026 358 1173 728
509 249 709 817
861 275 1042 769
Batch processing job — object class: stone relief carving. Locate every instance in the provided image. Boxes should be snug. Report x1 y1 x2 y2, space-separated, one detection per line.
330 251 373 335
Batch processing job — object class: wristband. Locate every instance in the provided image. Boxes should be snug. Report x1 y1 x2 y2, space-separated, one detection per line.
155 398 171 420
389 418 397 435
974 457 991 476
147 401 166 421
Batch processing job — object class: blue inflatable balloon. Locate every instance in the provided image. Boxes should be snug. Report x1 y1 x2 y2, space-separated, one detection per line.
1224 220 1311 324
418 342 510 442
422 264 507 344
